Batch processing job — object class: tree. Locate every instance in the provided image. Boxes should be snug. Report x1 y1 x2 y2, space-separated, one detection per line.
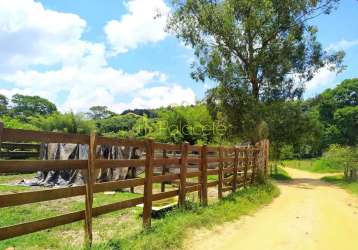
86 106 116 120
11 94 57 119
264 101 322 160
309 78 358 147
334 106 358 146
29 112 95 134
0 94 8 115
168 0 344 141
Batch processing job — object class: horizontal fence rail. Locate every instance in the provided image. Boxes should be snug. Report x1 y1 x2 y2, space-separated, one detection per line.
0 122 269 245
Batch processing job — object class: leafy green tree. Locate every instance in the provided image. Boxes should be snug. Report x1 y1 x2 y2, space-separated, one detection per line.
86 106 116 120
265 101 322 160
334 106 358 145
0 94 8 115
310 78 358 147
98 113 140 135
168 0 344 142
11 94 57 119
30 112 95 134
0 115 39 130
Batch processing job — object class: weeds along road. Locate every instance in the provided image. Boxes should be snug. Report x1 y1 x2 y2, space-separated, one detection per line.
185 168 358 250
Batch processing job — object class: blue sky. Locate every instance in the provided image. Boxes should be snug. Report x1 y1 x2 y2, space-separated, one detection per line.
0 0 357 113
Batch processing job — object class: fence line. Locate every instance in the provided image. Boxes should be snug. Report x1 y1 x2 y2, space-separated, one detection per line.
0 123 269 245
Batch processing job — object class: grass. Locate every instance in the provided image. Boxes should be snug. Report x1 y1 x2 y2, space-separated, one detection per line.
321 175 358 196
270 166 291 181
92 182 279 250
283 158 342 173
0 173 279 250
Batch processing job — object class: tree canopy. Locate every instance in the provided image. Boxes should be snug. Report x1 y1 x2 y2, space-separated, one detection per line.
168 0 345 142
11 94 57 119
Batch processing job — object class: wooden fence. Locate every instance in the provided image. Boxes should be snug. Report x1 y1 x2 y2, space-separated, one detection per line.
0 123 269 244
0 142 40 159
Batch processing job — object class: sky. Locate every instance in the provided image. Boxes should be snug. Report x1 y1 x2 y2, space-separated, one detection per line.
0 0 357 113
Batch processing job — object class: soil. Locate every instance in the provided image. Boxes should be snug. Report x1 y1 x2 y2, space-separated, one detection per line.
185 167 358 250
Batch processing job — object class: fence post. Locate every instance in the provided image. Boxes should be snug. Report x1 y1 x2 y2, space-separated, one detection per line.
218 146 223 199
243 148 248 188
0 122 3 159
251 149 258 184
161 149 167 192
265 140 269 177
232 147 238 192
143 139 154 228
200 145 208 206
179 142 188 207
84 132 96 246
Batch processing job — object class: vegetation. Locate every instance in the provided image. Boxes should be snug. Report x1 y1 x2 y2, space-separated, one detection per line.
270 166 292 181
92 182 279 250
0 170 278 250
321 175 358 196
283 158 342 173
168 0 344 147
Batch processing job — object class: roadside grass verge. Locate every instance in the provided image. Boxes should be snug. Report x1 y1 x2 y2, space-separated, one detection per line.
283 158 342 173
92 182 279 250
270 166 291 181
321 175 358 196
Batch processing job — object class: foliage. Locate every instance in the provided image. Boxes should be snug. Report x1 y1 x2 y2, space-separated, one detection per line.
98 113 139 134
168 0 344 144
324 144 358 180
270 166 292 181
322 175 358 196
0 94 8 115
0 115 39 130
311 78 358 147
283 158 342 173
29 112 95 134
86 106 116 120
151 105 218 144
11 94 57 120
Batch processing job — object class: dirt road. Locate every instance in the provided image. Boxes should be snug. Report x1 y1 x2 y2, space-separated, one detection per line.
185 168 358 250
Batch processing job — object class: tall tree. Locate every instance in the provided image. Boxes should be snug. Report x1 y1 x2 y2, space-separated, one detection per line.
86 106 116 120
168 0 344 141
0 94 8 115
11 94 57 119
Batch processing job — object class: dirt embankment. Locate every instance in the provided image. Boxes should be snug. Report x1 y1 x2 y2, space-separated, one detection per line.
185 168 358 250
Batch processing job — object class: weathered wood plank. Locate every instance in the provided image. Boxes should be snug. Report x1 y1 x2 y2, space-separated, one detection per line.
95 159 146 169
2 128 89 144
93 178 145 193
0 211 85 241
96 136 146 148
0 186 85 208
92 197 144 217
0 160 87 173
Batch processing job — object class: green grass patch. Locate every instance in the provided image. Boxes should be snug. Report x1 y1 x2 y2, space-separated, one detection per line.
321 175 358 196
92 182 279 250
284 158 342 173
270 167 291 181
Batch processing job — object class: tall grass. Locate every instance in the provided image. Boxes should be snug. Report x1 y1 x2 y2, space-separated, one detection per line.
283 158 342 173
322 175 358 196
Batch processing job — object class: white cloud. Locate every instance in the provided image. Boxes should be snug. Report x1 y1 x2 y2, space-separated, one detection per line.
0 0 196 113
0 0 89 72
104 0 170 54
326 39 358 51
304 66 337 97
113 85 196 111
